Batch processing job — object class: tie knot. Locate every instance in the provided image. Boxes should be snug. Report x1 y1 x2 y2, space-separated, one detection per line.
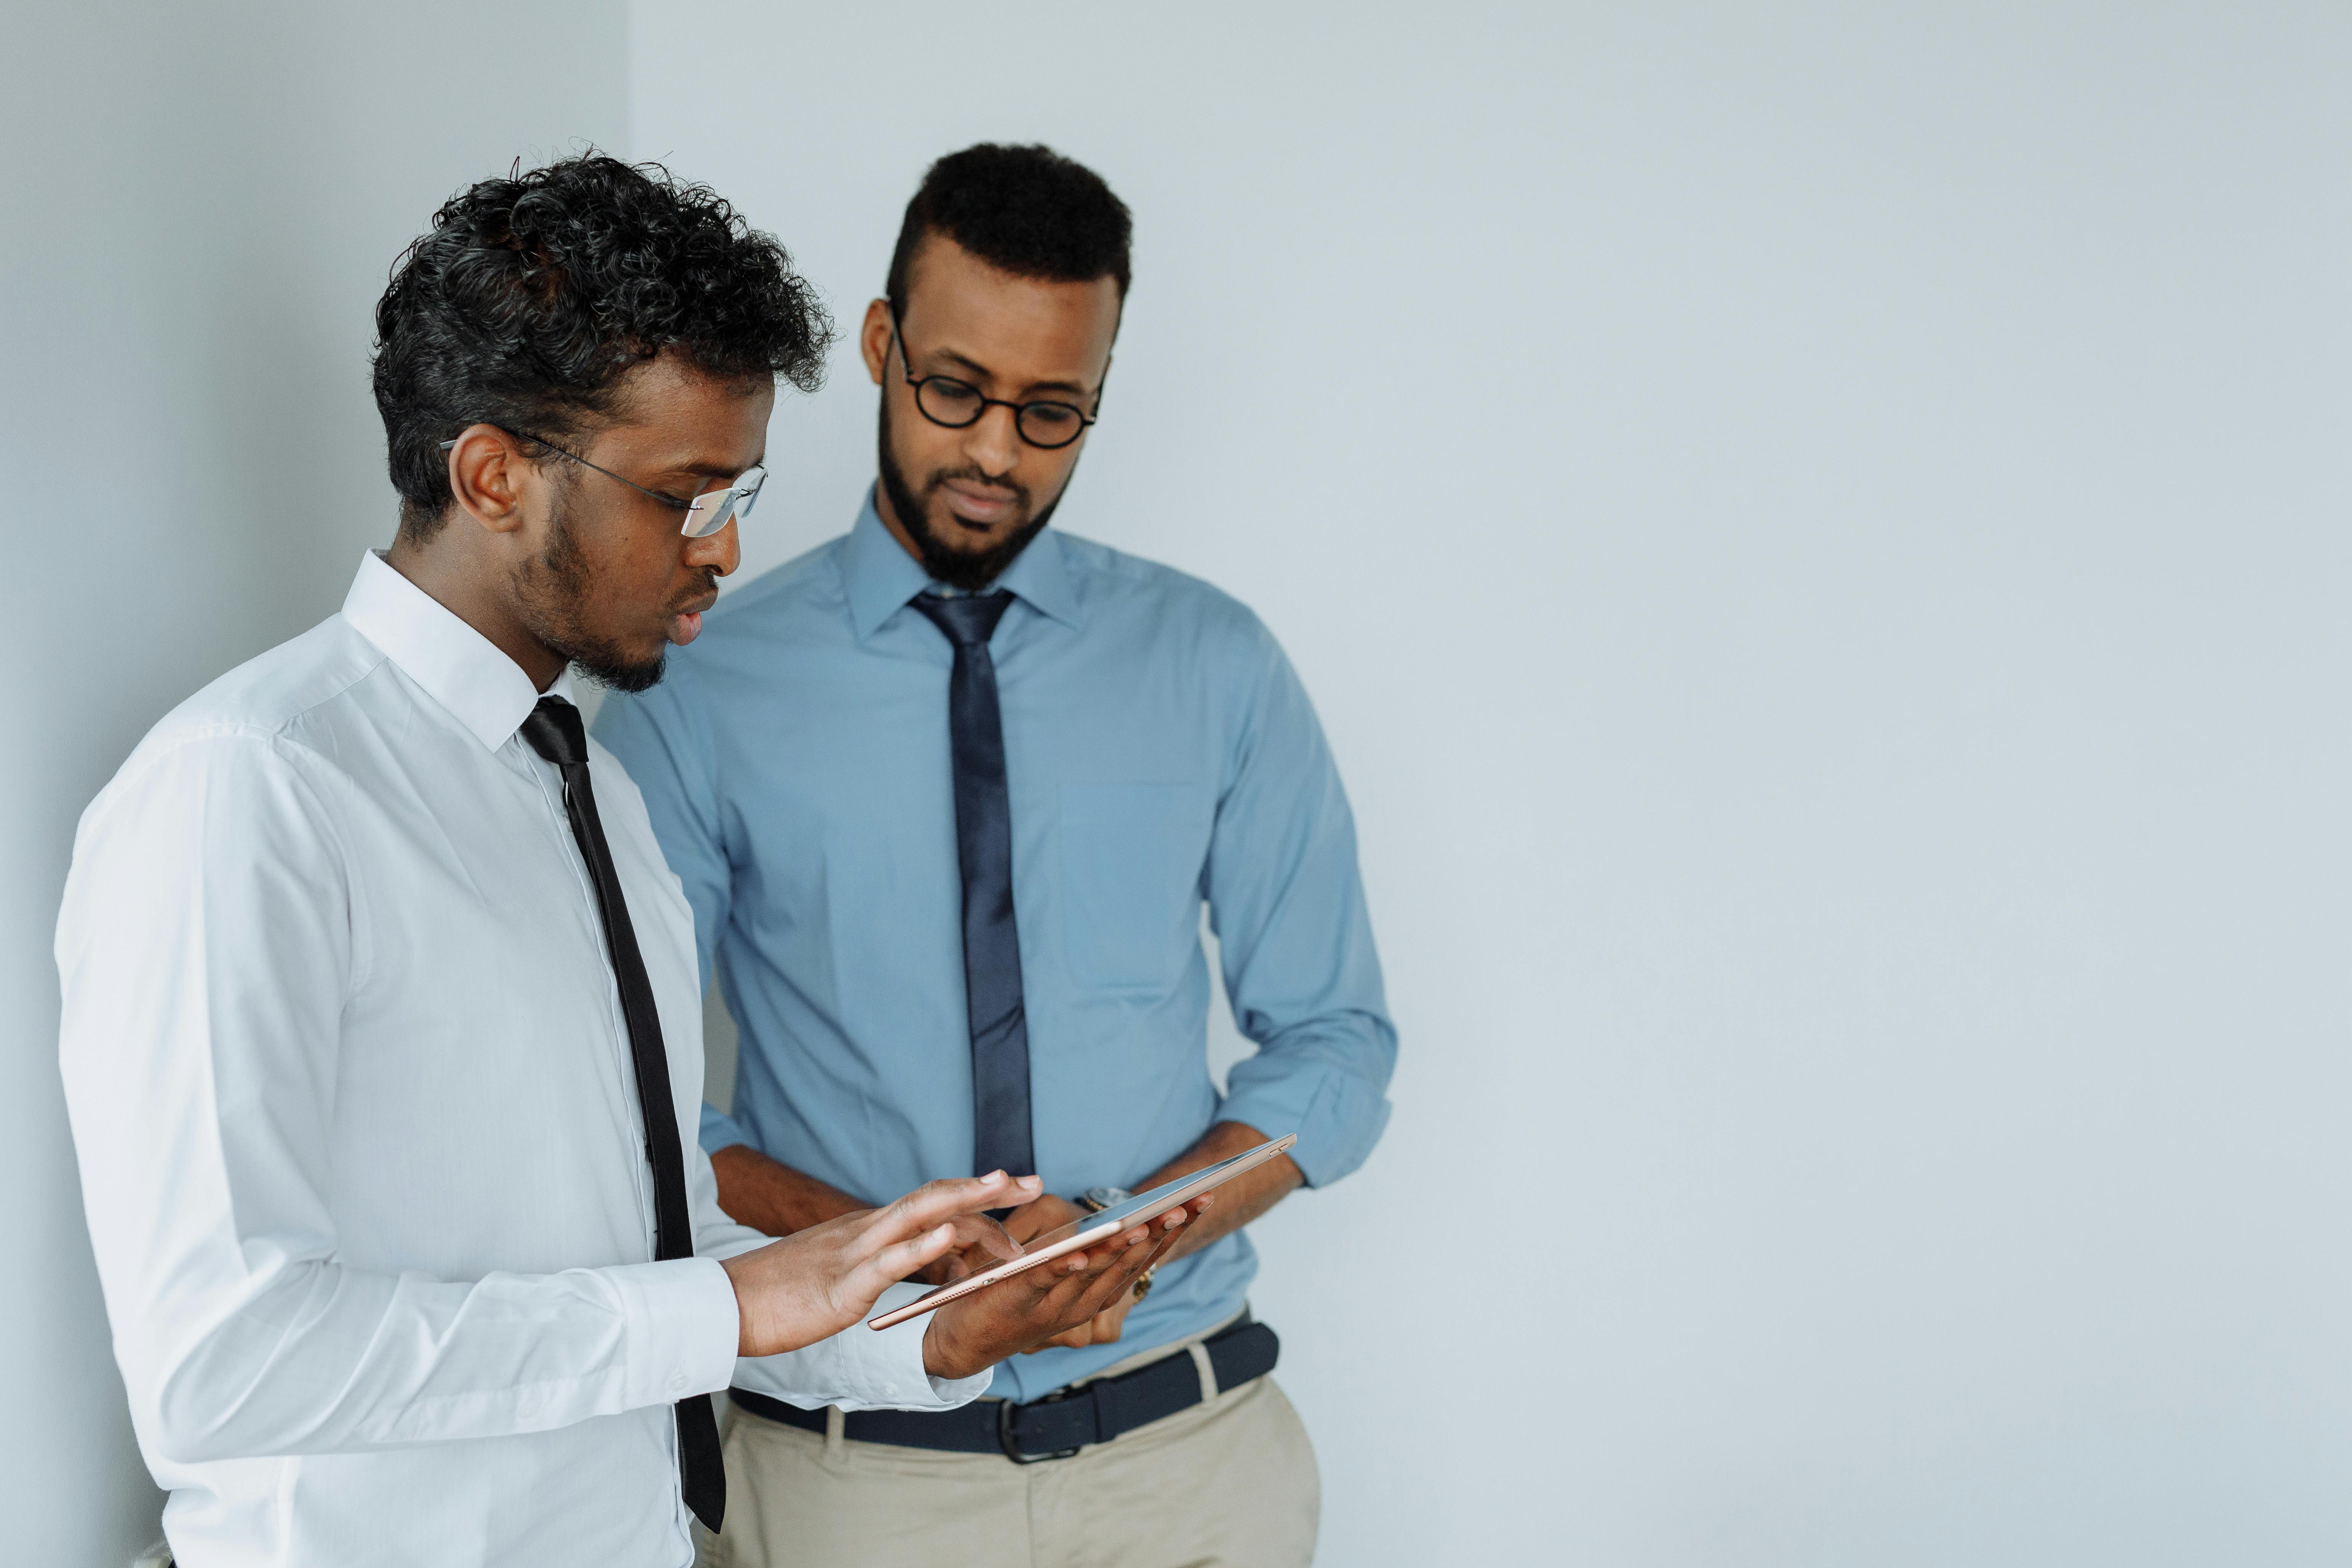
518 697 589 767
912 590 1014 650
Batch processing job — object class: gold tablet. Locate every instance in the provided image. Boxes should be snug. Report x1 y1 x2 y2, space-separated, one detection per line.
867 1133 1298 1330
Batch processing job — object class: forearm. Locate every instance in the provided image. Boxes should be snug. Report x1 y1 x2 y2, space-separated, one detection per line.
710 1144 870 1236
118 1256 738 1464
1129 1120 1301 1266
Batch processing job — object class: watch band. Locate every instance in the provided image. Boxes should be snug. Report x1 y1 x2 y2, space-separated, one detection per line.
1076 1185 1132 1214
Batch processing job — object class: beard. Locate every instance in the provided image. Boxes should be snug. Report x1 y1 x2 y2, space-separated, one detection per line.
877 392 1065 592
512 490 673 694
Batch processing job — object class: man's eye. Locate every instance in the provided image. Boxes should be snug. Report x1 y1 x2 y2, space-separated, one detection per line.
924 378 982 408
1023 404 1081 429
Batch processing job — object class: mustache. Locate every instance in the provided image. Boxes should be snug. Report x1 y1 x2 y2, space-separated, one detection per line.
667 568 721 614
923 466 1027 510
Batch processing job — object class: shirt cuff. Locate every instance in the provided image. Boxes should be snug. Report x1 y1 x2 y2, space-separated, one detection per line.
1219 1061 1393 1188
726 1281 993 1413
869 1282 995 1409
609 1257 740 1409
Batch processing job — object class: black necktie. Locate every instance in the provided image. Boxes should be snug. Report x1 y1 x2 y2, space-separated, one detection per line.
910 592 1035 1187
519 697 726 1535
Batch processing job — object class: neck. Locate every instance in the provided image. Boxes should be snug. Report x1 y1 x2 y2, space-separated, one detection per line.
385 532 567 692
871 478 931 575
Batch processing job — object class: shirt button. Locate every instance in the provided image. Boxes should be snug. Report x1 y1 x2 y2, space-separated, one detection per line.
883 1383 900 1397
669 1373 689 1393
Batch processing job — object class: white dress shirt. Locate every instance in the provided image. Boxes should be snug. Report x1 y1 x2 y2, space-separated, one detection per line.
55 553 985 1568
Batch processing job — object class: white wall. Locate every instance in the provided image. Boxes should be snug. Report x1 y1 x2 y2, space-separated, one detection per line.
8 6 2345 1563
634 5 2352 1563
0 6 624 1561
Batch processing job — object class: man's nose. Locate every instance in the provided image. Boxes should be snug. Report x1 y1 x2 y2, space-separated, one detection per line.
684 517 741 577
963 402 1021 478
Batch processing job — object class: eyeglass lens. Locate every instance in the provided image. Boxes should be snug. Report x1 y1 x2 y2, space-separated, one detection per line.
913 379 1088 449
682 468 764 538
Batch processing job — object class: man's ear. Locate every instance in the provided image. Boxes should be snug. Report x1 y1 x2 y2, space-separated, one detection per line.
862 298 893 387
445 425 533 535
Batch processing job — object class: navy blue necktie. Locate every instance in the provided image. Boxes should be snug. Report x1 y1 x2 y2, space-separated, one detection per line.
519 698 726 1535
911 592 1035 1186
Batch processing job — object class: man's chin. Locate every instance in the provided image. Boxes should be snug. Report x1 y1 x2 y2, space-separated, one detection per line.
938 524 1021 562
914 510 1049 593
566 644 668 694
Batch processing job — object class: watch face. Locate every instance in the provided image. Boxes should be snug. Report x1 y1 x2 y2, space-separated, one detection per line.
1085 1186 1134 1210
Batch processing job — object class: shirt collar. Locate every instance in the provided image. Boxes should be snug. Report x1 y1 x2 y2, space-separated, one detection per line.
840 487 1084 643
341 550 578 751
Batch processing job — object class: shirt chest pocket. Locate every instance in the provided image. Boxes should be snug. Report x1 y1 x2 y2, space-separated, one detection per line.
1057 783 1208 992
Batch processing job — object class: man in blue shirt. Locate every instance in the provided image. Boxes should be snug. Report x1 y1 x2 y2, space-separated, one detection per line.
597 142 1394 1568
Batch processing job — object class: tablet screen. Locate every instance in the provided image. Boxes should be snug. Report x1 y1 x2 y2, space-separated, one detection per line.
1051 1143 1277 1239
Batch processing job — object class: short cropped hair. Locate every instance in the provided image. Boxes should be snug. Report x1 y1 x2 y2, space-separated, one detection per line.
884 143 1132 315
373 153 831 539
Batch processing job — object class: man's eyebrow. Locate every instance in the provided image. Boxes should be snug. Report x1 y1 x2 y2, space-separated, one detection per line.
928 345 994 380
665 455 764 483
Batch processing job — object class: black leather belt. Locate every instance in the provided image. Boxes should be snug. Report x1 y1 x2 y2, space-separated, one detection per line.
729 1316 1279 1463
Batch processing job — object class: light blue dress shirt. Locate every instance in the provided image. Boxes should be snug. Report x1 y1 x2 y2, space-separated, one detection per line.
595 496 1395 1399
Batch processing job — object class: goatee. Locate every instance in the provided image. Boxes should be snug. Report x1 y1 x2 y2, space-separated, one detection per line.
877 395 1062 593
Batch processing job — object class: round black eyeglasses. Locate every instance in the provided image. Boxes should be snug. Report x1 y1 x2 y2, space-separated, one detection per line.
891 306 1100 450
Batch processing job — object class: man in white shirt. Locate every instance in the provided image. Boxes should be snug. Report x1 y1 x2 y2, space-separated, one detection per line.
54 154 1197 1568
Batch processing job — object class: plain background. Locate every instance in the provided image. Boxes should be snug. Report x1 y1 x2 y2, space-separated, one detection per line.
0 5 626 1565
6 3 2347 1564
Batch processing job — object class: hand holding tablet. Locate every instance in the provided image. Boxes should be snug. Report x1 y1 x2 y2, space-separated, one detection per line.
872 1133 1299 1330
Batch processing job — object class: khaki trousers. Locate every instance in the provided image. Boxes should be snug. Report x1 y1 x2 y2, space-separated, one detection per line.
705 1325 1319 1568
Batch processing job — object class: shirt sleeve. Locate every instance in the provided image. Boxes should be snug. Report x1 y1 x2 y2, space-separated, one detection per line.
594 669 750 1156
55 731 743 1466
685 1140 991 1412
700 1100 754 1157
1203 619 1399 1187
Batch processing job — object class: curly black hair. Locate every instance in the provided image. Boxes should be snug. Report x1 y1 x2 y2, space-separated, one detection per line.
374 152 831 539
884 143 1132 316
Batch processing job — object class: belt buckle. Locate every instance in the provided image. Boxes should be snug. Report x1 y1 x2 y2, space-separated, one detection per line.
996 1391 1084 1465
